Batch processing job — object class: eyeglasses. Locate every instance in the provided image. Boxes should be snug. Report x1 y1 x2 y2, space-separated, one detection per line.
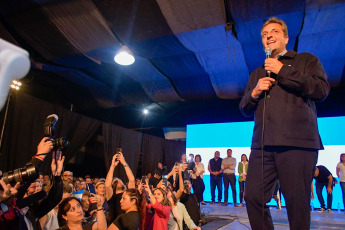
63 174 73 177
68 203 82 212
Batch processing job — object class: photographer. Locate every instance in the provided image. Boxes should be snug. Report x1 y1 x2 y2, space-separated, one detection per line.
0 137 64 229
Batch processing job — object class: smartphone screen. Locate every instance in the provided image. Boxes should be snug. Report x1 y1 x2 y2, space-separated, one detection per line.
163 175 168 186
141 176 147 184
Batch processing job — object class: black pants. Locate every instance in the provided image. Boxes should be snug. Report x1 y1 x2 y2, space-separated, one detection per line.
192 176 205 202
239 181 246 203
210 175 222 202
315 181 333 209
223 173 237 204
245 147 317 230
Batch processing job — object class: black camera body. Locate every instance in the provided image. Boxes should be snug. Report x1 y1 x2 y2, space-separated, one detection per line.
1 163 38 187
187 162 195 171
49 137 69 150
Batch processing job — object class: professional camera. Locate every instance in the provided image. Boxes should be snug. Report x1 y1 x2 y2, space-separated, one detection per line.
0 163 38 187
44 114 69 150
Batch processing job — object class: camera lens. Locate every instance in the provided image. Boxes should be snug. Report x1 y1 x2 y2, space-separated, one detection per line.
1 164 38 186
53 137 69 149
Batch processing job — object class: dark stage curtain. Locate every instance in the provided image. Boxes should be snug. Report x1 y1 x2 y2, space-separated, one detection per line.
0 92 101 174
164 139 186 172
102 123 142 182
141 134 165 175
0 92 186 179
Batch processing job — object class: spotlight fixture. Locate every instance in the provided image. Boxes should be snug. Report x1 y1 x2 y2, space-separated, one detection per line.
114 46 135 65
143 109 149 115
10 80 21 90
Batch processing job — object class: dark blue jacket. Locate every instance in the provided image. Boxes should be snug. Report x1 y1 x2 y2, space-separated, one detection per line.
240 50 329 149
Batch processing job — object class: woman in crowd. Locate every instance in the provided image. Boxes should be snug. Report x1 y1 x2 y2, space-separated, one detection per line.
57 196 107 230
108 189 141 230
336 153 345 213
93 182 109 210
105 150 135 224
166 188 201 230
40 182 73 230
238 154 249 207
143 183 170 230
191 154 206 205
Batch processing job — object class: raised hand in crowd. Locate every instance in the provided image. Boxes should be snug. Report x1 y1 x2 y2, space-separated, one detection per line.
143 180 157 204
112 154 120 168
35 137 54 161
115 151 126 165
0 179 20 202
89 193 105 216
90 193 105 207
115 151 135 189
51 150 65 176
156 179 168 191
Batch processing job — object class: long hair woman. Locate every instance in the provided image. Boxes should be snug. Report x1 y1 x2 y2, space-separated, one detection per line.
108 189 141 230
238 154 249 207
191 155 205 204
336 153 345 213
57 196 107 230
143 184 170 230
166 188 200 230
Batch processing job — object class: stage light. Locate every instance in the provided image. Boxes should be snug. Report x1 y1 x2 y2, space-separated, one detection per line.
143 109 149 115
114 46 135 65
10 80 21 90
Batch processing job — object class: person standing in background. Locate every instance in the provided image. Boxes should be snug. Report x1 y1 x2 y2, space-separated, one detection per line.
208 151 223 205
221 149 237 207
313 165 333 213
191 154 206 205
336 153 345 213
238 154 249 207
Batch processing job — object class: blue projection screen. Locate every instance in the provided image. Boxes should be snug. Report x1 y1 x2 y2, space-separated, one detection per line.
186 116 345 209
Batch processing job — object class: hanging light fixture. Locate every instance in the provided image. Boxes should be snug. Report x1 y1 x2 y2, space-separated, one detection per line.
114 46 135 65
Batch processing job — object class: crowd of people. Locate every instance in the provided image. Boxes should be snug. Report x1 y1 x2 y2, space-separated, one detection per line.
0 137 343 230
0 138 205 230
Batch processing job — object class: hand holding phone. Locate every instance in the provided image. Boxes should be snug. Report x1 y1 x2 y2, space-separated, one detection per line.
115 148 122 161
141 176 147 184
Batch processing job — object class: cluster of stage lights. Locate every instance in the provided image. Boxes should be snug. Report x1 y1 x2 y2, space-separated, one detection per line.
10 80 21 90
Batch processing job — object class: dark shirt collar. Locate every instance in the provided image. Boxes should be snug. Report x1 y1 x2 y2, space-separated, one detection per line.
279 50 296 59
276 50 287 59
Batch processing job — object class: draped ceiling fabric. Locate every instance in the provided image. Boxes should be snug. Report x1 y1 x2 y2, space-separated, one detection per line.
298 1 345 87
0 0 344 126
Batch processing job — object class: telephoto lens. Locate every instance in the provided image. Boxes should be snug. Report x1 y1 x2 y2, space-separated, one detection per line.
1 163 38 186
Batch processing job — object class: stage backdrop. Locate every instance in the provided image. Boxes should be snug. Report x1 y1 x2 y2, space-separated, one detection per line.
187 116 345 210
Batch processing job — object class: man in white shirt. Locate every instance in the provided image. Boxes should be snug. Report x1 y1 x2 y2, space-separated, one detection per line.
222 149 237 206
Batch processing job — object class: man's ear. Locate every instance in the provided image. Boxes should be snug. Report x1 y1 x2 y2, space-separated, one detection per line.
284 35 289 46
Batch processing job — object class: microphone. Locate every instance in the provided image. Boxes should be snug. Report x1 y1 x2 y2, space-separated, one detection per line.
264 47 272 77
